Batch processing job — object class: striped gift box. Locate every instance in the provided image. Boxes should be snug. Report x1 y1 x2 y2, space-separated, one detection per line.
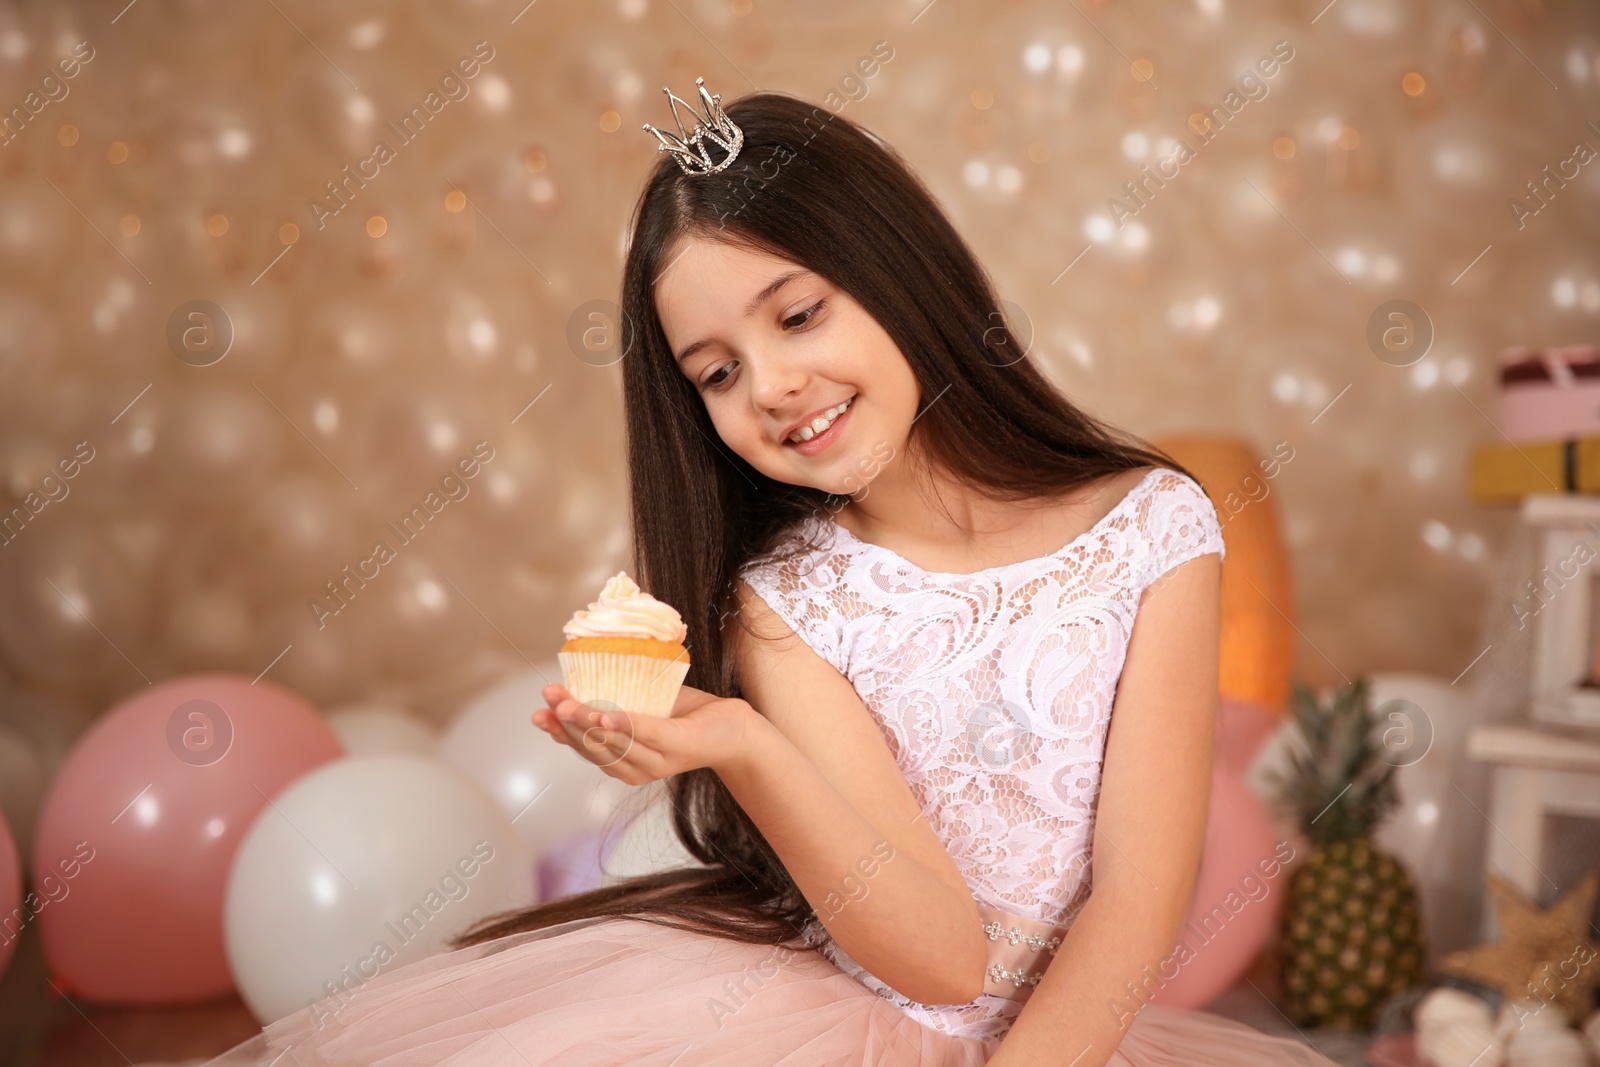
1500 344 1600 442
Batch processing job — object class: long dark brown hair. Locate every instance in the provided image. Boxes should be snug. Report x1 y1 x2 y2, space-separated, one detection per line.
451 89 1199 953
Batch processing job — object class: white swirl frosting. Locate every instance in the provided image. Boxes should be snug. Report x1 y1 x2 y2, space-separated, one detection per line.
562 571 688 643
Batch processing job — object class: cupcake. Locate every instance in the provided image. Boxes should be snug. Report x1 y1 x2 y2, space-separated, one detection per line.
557 571 690 718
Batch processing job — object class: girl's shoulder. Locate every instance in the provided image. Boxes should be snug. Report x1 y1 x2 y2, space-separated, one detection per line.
731 515 856 678
1133 464 1214 502
1135 465 1223 519
1130 465 1228 576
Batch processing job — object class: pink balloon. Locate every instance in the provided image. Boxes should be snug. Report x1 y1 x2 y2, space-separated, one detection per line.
0 810 19 982
32 673 342 1004
1214 697 1282 779
1146 768 1285 1011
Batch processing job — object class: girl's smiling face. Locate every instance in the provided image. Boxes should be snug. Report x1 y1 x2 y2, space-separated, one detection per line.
655 235 920 495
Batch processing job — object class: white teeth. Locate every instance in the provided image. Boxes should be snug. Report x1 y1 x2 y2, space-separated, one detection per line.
788 397 852 444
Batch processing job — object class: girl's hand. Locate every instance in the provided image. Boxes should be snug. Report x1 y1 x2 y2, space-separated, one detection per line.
530 682 757 785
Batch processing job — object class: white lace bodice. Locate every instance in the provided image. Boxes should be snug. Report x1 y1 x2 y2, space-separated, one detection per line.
736 466 1227 1045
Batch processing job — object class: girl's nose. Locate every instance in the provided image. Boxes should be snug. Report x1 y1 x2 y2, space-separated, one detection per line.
746 352 808 410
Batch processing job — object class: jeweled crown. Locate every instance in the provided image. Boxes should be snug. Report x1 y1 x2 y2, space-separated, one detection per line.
640 77 744 176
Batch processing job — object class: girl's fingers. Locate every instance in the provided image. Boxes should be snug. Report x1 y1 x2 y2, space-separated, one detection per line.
583 711 679 780
547 699 682 780
555 700 630 738
531 709 570 747
594 738 667 786
563 710 634 767
580 711 681 779
538 706 594 753
535 703 660 779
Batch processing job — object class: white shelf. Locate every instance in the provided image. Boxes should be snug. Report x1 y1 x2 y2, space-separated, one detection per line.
1523 492 1600 524
1467 493 1600 937
1467 722 1600 772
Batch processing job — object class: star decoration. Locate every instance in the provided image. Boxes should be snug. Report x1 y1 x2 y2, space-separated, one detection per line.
1438 870 1600 1024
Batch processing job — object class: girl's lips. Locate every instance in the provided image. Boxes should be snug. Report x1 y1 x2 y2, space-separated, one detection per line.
783 401 852 456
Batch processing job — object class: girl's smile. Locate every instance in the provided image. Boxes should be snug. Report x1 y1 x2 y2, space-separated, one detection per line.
782 394 854 454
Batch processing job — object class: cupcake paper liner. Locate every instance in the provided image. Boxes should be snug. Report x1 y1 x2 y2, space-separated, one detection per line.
557 651 690 718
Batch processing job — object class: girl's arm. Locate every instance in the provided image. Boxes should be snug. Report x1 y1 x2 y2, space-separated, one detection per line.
712 578 989 1006
985 553 1221 1067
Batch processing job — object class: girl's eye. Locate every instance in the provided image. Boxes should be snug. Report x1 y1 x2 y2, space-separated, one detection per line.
783 298 827 330
702 363 735 391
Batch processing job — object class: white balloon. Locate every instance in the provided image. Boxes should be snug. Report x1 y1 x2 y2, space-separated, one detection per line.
1365 673 1473 818
600 780 704 886
1507 1026 1588 1067
1368 672 1478 967
437 665 631 864
223 754 533 1024
326 704 437 756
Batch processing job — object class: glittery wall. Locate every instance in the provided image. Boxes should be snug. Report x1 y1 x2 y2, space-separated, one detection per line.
0 0 1596 732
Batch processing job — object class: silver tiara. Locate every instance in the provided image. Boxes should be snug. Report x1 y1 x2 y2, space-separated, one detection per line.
641 77 743 176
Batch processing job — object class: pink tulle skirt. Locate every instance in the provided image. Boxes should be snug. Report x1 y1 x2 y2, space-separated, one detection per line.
191 915 1340 1066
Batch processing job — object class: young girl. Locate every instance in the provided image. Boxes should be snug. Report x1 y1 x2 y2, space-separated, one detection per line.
200 88 1341 1066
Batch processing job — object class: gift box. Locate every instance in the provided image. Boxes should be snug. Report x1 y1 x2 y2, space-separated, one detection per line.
1500 344 1600 442
1469 436 1600 502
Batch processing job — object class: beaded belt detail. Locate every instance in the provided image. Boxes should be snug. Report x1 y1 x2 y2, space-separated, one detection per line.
976 902 1068 1003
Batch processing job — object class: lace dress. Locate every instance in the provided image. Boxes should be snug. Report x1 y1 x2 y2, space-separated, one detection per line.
739 465 1231 1042
188 466 1338 1067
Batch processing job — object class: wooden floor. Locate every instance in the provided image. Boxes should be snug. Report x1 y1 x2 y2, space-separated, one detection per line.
0 927 260 1067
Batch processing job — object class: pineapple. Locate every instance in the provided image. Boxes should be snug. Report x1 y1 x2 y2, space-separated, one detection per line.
1272 677 1426 1029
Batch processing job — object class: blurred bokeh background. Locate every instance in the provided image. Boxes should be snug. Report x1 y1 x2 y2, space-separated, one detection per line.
1 0 1596 728
1 0 1598 1063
